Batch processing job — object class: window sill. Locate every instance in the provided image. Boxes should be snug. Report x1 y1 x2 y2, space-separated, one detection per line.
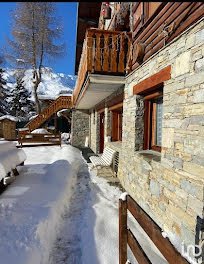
136 149 161 163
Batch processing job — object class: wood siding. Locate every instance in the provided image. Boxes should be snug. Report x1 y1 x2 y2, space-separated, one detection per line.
132 2 204 69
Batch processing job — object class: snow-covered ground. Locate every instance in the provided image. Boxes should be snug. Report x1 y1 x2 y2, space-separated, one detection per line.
0 143 168 264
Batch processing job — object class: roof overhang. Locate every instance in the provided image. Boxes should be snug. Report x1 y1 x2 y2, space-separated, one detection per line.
75 2 101 75
75 74 125 110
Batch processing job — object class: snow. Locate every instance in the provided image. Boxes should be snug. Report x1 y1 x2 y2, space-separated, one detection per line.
120 191 128 201
3 67 76 100
57 108 71 117
18 127 30 131
31 128 50 134
47 126 55 130
162 231 168 238
61 132 71 142
38 95 58 100
0 115 18 122
0 144 185 264
29 115 38 121
0 145 82 264
0 141 26 181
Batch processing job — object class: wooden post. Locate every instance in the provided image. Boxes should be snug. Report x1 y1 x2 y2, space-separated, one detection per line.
12 168 19 176
119 198 127 264
59 133 61 147
54 113 57 134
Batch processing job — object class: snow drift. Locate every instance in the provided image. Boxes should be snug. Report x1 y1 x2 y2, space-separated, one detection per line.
0 145 83 264
0 141 26 181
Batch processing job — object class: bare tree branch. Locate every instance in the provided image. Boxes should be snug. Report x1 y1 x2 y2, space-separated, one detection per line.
5 2 65 114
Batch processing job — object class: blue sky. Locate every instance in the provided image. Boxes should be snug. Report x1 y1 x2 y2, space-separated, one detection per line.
0 2 78 76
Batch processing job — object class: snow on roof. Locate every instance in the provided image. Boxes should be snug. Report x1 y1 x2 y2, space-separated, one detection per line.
0 115 18 122
57 109 71 117
31 128 50 134
47 126 55 130
38 95 58 100
29 115 38 121
17 127 30 131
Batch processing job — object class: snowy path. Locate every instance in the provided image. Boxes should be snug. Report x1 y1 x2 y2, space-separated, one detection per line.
50 151 90 264
0 144 83 264
0 143 168 264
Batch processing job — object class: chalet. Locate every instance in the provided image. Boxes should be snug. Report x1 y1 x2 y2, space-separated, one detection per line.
71 2 204 262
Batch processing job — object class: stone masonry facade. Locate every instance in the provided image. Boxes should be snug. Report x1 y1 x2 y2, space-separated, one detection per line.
72 19 204 260
118 19 204 259
71 109 89 147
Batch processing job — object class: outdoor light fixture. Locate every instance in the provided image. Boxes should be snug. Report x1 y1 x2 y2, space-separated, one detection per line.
103 2 111 19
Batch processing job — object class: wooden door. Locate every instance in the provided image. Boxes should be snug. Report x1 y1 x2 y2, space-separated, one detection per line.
112 111 119 141
112 108 123 142
100 112 104 153
119 112 123 141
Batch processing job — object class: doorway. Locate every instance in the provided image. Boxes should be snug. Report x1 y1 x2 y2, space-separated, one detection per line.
100 112 104 153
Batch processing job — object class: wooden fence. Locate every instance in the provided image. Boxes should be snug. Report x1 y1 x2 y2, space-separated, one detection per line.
18 133 61 148
119 194 189 264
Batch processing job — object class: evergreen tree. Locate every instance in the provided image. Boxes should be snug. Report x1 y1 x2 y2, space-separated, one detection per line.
9 77 35 121
0 68 8 116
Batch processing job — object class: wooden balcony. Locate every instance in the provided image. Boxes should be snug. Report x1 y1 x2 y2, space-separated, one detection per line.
73 28 132 107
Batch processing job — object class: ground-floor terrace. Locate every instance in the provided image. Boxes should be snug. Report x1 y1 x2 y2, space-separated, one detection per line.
71 19 204 262
0 142 172 264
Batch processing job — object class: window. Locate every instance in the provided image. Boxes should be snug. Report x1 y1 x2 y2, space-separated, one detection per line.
143 91 163 152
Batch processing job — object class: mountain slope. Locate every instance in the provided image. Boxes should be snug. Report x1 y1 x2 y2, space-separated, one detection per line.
3 67 76 100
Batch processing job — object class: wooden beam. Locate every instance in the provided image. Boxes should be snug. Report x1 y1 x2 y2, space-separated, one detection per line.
108 102 123 111
127 229 151 264
143 101 151 150
119 199 127 264
61 113 71 123
127 195 189 264
143 91 162 100
107 92 124 108
98 108 105 114
133 65 171 95
12 168 19 176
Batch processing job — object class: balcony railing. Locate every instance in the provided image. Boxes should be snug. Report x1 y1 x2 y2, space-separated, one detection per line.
73 28 132 105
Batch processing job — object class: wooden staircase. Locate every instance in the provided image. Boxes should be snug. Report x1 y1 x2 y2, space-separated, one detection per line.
25 96 72 131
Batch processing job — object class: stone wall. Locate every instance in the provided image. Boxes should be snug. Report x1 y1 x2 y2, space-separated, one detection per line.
71 109 89 147
90 110 100 153
118 19 204 259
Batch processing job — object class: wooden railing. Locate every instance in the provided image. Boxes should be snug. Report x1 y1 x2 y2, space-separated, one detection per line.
73 28 132 105
119 194 189 264
25 96 72 131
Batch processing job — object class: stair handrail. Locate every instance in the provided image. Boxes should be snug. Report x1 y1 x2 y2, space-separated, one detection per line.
25 95 72 131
